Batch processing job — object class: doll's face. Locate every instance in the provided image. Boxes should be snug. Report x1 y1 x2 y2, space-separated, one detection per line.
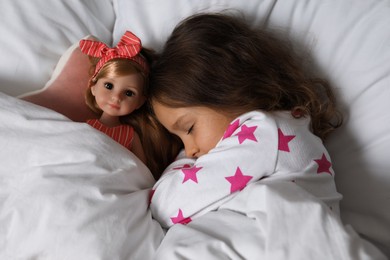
91 73 145 117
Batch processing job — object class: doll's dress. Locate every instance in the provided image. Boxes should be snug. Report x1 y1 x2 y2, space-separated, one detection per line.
87 119 134 150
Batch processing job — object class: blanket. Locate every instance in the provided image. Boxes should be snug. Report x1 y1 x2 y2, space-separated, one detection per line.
155 181 386 259
0 93 386 259
0 93 163 259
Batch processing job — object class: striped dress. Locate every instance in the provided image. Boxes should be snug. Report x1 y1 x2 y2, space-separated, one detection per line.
86 119 134 150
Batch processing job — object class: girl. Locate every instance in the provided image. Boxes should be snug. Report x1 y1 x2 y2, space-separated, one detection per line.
80 31 181 178
148 13 343 228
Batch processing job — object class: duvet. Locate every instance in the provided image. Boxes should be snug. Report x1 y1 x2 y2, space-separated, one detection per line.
0 93 386 259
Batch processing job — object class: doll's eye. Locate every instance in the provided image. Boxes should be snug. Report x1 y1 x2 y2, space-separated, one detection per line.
104 82 113 90
125 90 135 97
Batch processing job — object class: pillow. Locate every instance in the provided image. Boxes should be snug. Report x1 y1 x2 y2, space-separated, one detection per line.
113 0 390 256
20 37 98 122
0 0 115 97
113 0 274 50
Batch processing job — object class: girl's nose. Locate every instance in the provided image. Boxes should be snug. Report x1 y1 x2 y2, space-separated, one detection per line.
184 142 199 158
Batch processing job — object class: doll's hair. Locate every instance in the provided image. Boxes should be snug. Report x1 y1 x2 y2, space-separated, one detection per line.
149 13 343 140
86 49 182 179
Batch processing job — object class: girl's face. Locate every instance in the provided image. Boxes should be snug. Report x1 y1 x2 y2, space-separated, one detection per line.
92 73 145 117
153 101 235 158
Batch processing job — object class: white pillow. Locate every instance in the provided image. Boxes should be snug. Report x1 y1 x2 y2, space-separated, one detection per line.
0 0 115 97
114 0 390 256
113 0 275 51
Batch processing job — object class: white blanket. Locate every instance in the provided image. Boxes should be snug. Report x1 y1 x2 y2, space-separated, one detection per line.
0 93 163 259
0 93 386 259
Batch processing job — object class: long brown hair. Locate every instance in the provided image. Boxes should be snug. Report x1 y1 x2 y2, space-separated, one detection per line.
149 13 342 140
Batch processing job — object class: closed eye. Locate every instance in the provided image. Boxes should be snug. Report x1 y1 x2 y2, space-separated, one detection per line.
187 125 194 135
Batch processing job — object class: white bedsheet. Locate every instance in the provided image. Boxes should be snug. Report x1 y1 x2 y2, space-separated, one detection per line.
0 93 386 259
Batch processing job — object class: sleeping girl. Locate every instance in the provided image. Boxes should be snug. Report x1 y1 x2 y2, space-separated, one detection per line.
147 13 344 228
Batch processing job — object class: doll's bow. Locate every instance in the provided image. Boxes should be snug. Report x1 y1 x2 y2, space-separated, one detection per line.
79 31 148 77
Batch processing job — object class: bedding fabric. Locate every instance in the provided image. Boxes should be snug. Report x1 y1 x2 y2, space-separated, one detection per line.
0 93 164 259
0 0 389 258
155 181 386 260
0 92 387 259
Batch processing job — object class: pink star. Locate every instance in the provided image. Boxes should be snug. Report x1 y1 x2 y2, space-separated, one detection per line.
314 153 332 175
223 119 240 139
236 124 258 144
170 209 192 225
182 165 203 183
278 128 295 152
225 167 253 193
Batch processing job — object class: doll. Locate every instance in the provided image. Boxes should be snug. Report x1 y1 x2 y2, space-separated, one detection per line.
79 31 149 164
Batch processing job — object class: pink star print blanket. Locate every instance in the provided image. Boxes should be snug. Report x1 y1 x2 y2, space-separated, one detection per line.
150 111 342 227
150 111 386 259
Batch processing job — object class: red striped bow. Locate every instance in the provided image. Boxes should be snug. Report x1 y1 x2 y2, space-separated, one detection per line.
79 31 148 78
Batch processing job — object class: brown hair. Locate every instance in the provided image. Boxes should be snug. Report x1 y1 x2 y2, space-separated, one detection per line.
149 13 343 140
85 49 182 179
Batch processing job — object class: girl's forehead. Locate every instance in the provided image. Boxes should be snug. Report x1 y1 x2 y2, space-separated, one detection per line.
152 101 175 115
